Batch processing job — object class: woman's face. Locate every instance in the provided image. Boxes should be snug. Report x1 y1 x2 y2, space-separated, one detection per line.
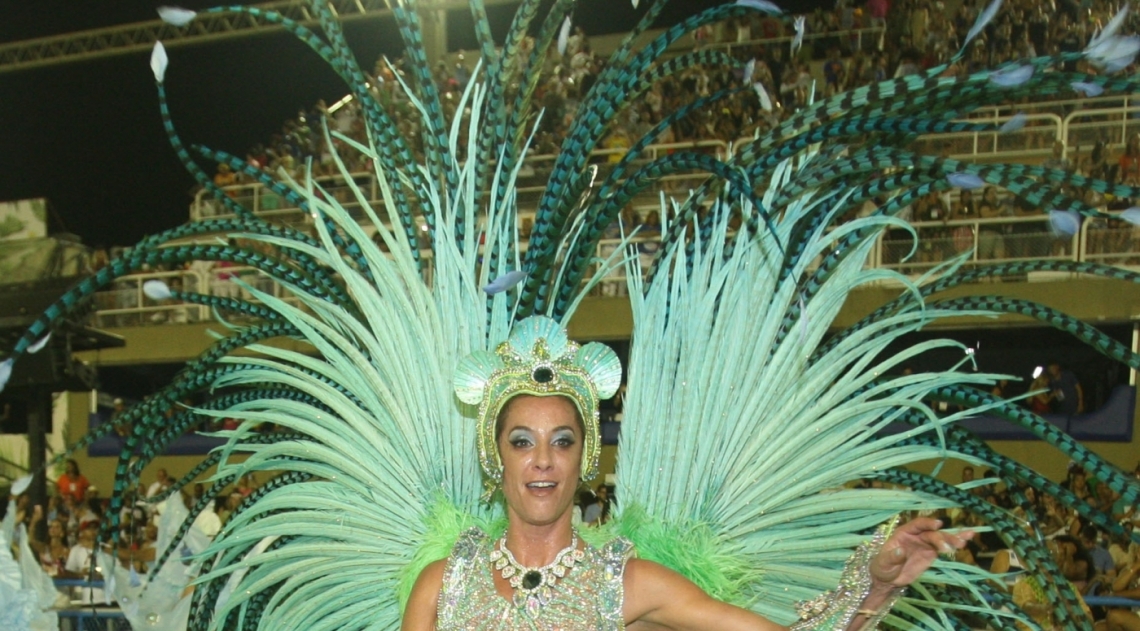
498 395 583 528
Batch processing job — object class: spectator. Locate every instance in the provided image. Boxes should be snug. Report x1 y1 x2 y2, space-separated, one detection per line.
822 47 847 96
1107 527 1137 571
1042 140 1072 173
1080 525 1116 582
595 484 614 525
1105 558 1140 631
976 186 1006 260
213 164 237 203
56 459 89 504
1082 140 1115 184
1027 374 1054 415
76 498 101 531
580 489 602 525
1120 134 1140 186
61 524 106 604
866 0 889 31
1052 534 1095 593
1047 360 1084 415
193 497 224 539
118 523 158 574
146 468 173 500
236 473 258 497
36 518 69 576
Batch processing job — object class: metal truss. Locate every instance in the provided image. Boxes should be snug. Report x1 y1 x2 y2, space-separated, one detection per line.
0 0 518 74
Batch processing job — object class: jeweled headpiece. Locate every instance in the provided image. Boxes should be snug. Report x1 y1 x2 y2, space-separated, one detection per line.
453 316 621 495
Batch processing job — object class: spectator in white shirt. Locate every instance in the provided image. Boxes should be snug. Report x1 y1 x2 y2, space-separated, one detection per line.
62 524 106 605
193 498 223 539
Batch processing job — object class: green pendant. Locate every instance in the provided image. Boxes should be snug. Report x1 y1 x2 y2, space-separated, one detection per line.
521 570 542 590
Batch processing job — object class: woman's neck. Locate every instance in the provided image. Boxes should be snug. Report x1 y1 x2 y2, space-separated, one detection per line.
503 512 575 568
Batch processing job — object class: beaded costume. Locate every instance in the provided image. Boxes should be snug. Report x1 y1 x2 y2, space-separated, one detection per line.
3 0 1140 630
437 528 632 631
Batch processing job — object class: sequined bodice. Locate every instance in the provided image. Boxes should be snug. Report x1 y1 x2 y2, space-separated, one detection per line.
436 528 634 630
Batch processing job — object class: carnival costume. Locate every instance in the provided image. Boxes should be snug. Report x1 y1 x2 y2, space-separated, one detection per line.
3 0 1140 629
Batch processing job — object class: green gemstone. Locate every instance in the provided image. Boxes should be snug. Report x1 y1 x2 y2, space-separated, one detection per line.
521 570 542 590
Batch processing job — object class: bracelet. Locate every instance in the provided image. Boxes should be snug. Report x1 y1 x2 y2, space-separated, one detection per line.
789 517 905 631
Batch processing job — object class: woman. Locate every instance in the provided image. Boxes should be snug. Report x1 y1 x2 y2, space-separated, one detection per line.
56 458 89 504
36 518 70 576
404 320 972 630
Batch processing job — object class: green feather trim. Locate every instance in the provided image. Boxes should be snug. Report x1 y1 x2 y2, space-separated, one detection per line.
610 503 760 607
397 497 505 610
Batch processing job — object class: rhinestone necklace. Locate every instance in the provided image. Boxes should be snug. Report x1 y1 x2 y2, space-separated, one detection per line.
489 531 585 617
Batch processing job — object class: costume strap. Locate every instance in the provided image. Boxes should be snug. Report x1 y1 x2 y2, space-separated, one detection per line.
789 517 904 631
596 538 635 625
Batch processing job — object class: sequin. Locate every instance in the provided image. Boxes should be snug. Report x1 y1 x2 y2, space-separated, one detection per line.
437 528 633 630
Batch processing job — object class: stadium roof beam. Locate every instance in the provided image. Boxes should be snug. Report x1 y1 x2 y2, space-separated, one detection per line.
0 0 520 74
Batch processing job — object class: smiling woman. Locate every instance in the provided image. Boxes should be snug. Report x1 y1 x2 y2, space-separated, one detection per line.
498 397 583 528
401 316 971 631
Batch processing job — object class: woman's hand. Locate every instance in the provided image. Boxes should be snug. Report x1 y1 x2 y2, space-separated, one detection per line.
869 517 974 587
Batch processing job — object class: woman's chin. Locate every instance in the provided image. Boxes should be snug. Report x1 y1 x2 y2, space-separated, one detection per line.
511 500 574 527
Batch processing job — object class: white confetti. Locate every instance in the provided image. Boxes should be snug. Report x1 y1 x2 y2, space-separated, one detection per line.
150 42 169 83
557 17 572 56
157 6 197 27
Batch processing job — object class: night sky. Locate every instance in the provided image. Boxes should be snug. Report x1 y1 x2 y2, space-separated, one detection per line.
0 0 765 250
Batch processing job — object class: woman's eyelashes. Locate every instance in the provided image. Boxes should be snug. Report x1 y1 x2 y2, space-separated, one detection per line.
507 429 576 448
508 429 534 448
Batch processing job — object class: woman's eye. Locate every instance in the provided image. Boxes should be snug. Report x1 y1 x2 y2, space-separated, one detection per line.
553 437 576 447
509 438 532 448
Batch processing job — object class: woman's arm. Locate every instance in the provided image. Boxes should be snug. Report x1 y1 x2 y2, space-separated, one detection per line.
624 559 786 631
1112 563 1140 593
625 518 971 631
401 559 445 631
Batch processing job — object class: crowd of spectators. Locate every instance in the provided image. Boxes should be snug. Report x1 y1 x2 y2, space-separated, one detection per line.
857 459 1140 629
6 458 261 605
201 0 1139 190
188 0 1140 232
80 0 1140 319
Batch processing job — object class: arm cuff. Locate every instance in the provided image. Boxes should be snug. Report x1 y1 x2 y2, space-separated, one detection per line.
789 517 904 631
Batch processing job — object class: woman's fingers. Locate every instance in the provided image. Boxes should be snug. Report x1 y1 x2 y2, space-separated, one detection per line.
917 526 975 554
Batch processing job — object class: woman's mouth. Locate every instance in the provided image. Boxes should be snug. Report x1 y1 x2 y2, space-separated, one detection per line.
527 481 556 488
